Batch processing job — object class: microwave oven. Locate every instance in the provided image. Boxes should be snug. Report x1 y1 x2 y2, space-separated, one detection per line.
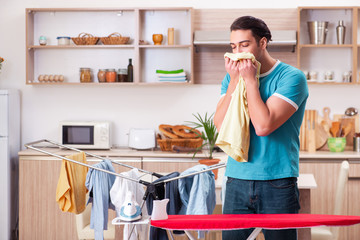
59 121 111 149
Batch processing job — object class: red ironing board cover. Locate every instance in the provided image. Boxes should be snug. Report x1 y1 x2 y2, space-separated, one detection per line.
151 214 360 231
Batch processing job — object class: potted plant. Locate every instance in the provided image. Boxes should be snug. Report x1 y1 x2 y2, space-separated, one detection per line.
186 112 221 178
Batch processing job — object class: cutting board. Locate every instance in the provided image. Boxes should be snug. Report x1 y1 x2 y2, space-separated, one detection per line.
299 110 327 151
333 114 358 147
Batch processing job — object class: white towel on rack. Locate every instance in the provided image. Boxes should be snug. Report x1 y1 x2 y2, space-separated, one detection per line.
110 168 148 240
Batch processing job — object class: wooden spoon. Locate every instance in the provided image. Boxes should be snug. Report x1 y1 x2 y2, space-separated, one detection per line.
342 122 353 137
330 121 340 137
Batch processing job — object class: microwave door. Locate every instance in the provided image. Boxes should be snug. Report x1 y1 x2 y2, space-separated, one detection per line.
63 125 94 145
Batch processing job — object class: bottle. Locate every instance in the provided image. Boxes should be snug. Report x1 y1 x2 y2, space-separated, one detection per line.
168 28 174 45
127 59 133 82
336 20 346 45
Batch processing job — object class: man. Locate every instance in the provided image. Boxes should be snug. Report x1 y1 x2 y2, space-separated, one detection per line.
214 16 308 240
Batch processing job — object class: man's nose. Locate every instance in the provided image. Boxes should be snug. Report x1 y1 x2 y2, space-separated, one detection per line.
232 46 241 53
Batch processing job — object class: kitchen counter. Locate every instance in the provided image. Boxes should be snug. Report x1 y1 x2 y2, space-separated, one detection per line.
18 147 225 159
18 147 360 159
18 148 360 165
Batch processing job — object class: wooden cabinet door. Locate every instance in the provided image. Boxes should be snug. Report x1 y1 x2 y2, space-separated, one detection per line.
347 162 360 240
300 161 348 239
19 159 78 240
19 157 141 240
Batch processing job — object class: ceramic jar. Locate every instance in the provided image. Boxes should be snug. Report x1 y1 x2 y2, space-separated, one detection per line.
57 36 71 45
152 34 163 45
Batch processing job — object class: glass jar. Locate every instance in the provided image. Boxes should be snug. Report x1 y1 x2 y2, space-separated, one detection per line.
39 36 47 46
97 69 106 83
105 69 117 83
80 68 92 83
117 68 128 82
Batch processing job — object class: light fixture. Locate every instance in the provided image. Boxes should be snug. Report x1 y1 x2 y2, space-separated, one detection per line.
117 11 123 17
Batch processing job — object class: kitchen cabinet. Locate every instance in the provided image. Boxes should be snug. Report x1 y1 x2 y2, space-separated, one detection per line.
25 8 193 85
297 7 359 84
299 158 360 240
18 155 141 240
347 162 360 240
299 161 348 239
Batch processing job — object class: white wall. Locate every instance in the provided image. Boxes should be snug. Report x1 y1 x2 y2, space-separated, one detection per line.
0 0 359 148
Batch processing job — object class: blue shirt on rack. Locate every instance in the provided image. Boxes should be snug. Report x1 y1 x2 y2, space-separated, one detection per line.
85 159 116 240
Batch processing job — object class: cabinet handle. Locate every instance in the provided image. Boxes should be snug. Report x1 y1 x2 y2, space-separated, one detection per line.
348 177 360 180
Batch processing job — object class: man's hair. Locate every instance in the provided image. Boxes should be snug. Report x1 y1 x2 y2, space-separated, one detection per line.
230 16 272 45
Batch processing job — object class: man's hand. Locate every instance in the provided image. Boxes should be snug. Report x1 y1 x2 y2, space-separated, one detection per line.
225 57 240 85
239 59 258 87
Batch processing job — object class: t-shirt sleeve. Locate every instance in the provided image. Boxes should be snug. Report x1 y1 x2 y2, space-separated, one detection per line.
221 74 230 96
273 69 308 111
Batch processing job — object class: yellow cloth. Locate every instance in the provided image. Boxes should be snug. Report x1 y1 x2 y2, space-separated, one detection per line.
216 52 261 162
56 152 88 214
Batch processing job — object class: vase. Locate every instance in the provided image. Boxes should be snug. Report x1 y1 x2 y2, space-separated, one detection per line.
152 34 163 45
198 158 220 179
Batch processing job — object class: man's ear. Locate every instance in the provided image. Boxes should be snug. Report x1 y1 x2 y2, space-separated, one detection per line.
260 37 267 49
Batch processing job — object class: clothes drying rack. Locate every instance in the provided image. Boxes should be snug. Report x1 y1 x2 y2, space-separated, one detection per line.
25 139 226 239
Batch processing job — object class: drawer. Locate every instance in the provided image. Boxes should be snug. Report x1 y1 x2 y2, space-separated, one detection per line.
349 162 360 178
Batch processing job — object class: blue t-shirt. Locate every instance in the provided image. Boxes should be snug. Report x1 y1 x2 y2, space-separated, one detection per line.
221 61 308 180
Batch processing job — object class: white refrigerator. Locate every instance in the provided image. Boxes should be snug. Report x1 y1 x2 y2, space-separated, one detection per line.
0 89 20 240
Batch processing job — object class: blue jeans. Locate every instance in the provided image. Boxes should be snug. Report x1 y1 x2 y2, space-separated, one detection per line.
222 177 300 240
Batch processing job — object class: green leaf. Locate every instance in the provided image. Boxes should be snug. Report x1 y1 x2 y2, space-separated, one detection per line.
185 112 218 159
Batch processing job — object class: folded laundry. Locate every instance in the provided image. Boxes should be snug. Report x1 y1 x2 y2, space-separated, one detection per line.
157 72 187 82
158 79 187 82
157 72 186 77
156 69 184 74
157 77 186 80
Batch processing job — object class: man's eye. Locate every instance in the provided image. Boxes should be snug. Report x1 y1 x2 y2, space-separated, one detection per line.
241 44 249 47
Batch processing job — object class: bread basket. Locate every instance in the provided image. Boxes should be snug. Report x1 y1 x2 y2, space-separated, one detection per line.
157 136 203 152
71 32 99 45
100 32 130 45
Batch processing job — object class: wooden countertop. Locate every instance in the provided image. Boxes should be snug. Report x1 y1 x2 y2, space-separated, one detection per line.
18 147 360 160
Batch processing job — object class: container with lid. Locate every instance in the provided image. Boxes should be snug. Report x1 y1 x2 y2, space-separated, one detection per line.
106 69 117 83
97 69 106 83
117 68 128 82
39 36 47 46
80 68 92 83
57 36 71 45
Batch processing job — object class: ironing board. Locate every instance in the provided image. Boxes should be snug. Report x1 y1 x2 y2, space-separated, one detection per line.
151 214 360 240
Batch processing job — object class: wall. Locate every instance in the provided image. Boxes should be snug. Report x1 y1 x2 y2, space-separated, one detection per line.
0 0 359 148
